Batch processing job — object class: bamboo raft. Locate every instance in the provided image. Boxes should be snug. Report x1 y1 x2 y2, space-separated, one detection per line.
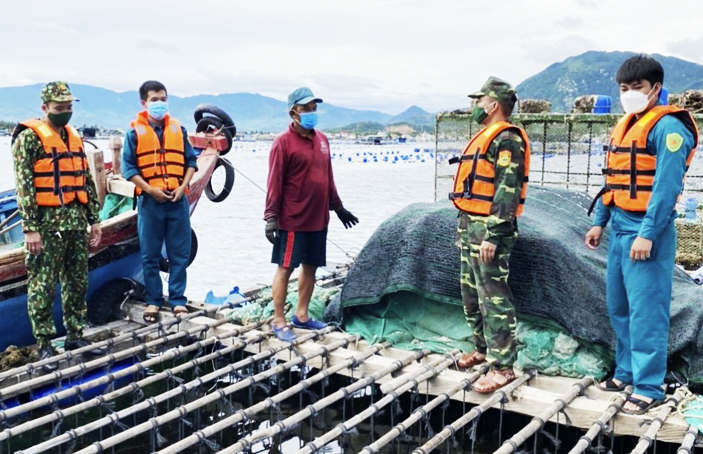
0 274 700 453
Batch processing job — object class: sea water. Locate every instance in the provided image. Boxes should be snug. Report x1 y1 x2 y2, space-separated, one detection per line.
0 137 437 300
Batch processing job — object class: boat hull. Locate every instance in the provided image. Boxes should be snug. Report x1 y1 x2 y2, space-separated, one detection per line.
0 147 222 350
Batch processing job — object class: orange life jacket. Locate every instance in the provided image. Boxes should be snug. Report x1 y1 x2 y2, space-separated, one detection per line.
131 111 185 196
20 119 88 207
449 121 530 216
601 105 698 212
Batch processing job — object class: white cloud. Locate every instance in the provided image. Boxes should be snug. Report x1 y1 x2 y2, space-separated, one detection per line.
32 21 79 35
0 0 701 113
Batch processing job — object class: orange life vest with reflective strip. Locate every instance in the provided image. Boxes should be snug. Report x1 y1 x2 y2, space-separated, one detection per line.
601 105 698 212
450 121 530 216
20 119 89 207
131 111 185 196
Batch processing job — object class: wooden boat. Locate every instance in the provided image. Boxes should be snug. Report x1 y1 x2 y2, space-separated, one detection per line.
0 125 232 350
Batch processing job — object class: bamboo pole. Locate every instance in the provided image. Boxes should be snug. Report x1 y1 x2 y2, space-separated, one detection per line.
361 364 490 454
566 385 632 454
296 350 461 454
20 328 335 454
676 426 699 454
157 339 391 454
63 328 342 454
492 376 594 454
0 313 239 401
629 388 688 454
0 296 255 385
413 370 536 454
215 349 431 454
0 319 271 442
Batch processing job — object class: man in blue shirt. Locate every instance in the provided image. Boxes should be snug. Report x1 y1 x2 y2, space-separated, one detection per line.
122 81 198 322
585 55 698 414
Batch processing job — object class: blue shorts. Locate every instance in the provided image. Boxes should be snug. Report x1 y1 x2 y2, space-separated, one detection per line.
271 230 327 269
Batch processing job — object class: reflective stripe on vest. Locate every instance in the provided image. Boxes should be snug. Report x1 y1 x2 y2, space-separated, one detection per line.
450 121 531 216
21 119 89 207
601 105 699 212
131 111 185 195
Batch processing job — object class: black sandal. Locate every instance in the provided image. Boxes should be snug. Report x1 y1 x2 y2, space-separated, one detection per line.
621 396 663 415
598 377 627 392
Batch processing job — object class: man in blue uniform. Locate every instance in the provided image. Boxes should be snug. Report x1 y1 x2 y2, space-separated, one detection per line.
585 55 698 414
122 81 198 322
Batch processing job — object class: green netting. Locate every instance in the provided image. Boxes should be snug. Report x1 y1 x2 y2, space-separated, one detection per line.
226 285 338 325
682 396 703 433
341 290 610 379
336 193 703 384
99 193 134 221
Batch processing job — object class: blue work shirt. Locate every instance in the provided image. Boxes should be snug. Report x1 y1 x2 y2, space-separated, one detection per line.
593 109 696 238
122 120 198 182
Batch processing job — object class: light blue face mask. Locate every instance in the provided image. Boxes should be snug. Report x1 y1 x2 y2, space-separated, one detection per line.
148 100 169 121
298 111 318 130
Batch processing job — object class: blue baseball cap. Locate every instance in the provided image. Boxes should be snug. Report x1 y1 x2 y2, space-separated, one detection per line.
288 87 323 109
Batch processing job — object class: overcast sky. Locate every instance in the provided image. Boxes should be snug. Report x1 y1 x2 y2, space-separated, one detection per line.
3 0 703 114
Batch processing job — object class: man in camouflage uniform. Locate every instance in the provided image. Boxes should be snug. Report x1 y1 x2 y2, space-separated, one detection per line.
12 82 106 370
450 77 530 393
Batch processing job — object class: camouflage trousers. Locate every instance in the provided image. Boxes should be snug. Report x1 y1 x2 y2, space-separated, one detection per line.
458 216 517 369
25 230 88 347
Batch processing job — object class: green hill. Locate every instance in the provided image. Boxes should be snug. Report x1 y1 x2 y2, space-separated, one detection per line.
0 84 393 133
516 51 703 113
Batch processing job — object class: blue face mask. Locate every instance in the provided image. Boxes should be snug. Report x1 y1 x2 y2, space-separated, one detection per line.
297 111 318 130
148 100 169 121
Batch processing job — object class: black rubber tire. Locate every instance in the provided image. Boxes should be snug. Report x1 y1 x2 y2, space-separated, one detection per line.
87 278 146 325
205 157 235 203
195 116 224 133
193 104 235 129
219 127 233 155
159 228 198 273
195 117 233 155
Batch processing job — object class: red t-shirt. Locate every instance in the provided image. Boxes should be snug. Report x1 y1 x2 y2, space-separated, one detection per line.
264 125 343 231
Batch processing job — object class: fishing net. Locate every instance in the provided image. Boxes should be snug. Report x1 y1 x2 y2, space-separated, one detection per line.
226 285 339 326
681 395 703 433
334 186 703 384
99 193 134 221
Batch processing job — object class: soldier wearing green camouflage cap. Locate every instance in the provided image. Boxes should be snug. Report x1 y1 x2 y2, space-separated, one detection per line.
11 81 105 370
41 81 80 103
450 76 530 393
467 76 517 104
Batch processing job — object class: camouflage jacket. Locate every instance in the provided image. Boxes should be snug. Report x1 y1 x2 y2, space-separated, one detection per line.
12 127 101 232
465 128 526 244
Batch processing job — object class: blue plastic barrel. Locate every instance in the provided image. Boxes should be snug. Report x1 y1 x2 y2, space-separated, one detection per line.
685 197 697 220
593 95 612 114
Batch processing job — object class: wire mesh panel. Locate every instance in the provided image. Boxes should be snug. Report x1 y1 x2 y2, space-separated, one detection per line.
435 112 703 266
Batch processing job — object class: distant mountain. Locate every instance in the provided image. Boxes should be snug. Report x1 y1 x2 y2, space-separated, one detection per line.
0 84 404 133
516 51 703 113
386 105 434 127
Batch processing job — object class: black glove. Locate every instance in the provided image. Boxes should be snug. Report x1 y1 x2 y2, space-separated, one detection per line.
265 217 279 244
335 207 359 229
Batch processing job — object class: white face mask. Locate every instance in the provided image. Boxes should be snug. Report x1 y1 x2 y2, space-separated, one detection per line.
620 85 657 114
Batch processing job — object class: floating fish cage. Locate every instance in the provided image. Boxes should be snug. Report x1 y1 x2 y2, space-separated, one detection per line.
0 268 699 453
435 111 703 268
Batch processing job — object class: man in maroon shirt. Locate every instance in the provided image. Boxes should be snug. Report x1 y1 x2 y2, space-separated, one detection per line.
264 87 358 342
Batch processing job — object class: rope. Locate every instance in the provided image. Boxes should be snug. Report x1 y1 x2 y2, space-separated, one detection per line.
231 165 355 258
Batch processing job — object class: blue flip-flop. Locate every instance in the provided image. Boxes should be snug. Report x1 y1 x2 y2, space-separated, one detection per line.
291 316 327 330
272 324 297 342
